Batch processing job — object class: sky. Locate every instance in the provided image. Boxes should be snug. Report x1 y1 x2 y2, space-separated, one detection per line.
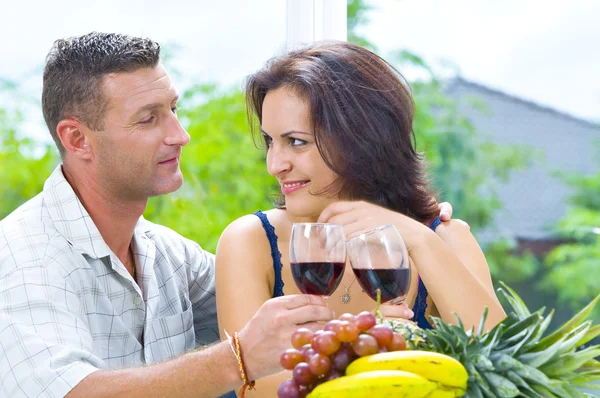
1 0 599 140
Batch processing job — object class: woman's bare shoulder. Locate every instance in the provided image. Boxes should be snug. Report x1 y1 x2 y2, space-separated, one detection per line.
219 213 269 247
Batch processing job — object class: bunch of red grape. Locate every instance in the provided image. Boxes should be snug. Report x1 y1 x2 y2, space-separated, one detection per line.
277 311 406 398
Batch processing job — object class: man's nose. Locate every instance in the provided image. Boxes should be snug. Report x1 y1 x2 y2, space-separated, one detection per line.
164 113 190 146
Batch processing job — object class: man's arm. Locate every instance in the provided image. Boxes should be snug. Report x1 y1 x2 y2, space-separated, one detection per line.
70 294 334 398
67 342 241 398
0 262 333 398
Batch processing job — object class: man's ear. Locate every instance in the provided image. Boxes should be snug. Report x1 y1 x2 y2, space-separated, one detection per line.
56 118 93 160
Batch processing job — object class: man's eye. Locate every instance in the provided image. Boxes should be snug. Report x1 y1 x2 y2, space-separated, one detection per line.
171 105 178 113
140 115 155 124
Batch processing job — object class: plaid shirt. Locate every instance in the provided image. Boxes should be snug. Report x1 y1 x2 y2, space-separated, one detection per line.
0 165 219 397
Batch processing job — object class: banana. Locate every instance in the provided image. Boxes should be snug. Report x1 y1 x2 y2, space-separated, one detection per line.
426 384 467 397
345 350 469 389
307 370 437 398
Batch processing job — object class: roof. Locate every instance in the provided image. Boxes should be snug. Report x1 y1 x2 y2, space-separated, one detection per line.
447 77 599 129
445 77 600 244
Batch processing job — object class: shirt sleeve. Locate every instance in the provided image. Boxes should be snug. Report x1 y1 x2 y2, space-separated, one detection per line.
184 240 220 346
0 265 102 398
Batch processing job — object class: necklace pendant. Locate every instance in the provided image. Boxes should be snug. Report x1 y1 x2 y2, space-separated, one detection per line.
341 291 351 304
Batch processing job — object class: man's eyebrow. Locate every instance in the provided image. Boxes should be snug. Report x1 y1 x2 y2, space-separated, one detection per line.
133 95 180 117
260 128 310 137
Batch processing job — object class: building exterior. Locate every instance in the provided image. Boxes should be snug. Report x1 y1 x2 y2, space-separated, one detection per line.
446 78 600 253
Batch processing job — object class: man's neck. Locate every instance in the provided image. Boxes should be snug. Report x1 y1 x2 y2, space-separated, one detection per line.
62 164 147 265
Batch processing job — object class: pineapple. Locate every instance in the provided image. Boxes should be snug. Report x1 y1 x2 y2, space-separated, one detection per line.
386 283 600 398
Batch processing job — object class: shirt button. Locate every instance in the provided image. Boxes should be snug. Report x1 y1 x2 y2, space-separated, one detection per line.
134 296 143 305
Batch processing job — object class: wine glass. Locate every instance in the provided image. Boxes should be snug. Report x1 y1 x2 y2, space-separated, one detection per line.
289 223 347 301
346 224 410 304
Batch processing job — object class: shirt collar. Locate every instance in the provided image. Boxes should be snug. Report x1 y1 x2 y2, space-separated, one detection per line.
43 165 151 259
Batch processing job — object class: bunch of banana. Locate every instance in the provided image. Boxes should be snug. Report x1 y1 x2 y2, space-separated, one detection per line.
307 370 437 397
308 351 468 397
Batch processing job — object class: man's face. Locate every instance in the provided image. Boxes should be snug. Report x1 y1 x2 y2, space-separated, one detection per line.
89 63 190 201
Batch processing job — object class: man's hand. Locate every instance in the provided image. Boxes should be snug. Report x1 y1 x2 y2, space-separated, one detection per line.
238 295 335 381
438 202 469 229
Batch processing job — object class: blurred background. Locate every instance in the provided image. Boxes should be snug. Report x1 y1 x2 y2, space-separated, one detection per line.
1 0 599 327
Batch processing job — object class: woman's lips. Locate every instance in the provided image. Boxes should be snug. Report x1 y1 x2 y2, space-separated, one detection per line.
281 181 309 195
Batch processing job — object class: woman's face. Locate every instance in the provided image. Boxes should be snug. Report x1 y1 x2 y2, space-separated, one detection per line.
261 86 340 220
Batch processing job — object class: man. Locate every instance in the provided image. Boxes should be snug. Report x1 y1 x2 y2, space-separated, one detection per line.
0 32 334 397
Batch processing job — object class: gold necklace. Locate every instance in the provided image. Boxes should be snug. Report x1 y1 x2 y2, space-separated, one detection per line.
340 277 356 304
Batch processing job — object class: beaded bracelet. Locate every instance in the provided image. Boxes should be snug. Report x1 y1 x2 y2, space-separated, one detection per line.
224 330 256 397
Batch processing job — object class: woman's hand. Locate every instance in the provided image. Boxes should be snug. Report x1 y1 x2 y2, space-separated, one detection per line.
378 303 414 321
317 201 429 249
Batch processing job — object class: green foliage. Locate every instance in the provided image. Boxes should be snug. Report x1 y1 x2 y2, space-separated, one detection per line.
143 85 276 252
0 0 532 253
485 238 541 282
0 88 59 220
541 162 600 312
388 51 533 230
347 0 375 50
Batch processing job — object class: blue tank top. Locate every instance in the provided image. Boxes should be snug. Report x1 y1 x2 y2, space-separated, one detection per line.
253 211 442 330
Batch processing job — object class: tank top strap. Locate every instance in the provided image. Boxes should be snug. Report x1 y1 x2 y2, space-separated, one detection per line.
411 216 442 329
253 211 285 297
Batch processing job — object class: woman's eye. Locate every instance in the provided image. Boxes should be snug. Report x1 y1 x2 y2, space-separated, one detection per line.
290 138 307 146
171 105 178 113
262 134 273 147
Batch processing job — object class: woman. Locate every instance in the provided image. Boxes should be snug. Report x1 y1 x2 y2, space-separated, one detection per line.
215 41 505 396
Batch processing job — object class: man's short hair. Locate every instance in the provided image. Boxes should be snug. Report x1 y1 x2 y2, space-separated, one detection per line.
42 32 161 157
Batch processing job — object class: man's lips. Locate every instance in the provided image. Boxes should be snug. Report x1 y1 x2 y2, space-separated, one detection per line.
158 156 178 165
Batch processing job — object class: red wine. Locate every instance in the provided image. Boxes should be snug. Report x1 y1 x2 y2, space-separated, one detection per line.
353 268 411 303
290 262 345 296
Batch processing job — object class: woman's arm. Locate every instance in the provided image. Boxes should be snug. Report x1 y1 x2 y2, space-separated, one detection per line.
411 220 505 330
318 201 505 331
215 215 297 397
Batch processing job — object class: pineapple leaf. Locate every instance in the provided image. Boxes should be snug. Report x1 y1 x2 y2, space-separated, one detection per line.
477 306 489 337
566 369 600 384
498 281 531 319
580 383 600 390
491 353 524 372
556 321 593 356
453 312 465 331
545 380 577 397
498 327 531 349
523 309 555 352
537 294 600 350
503 322 538 356
561 384 587 397
515 362 551 386
502 312 543 340
538 347 600 378
473 354 495 372
467 363 496 397
483 371 520 397
505 370 544 397
578 359 600 372
480 324 505 357
577 324 600 348
531 384 560 398
466 383 484 398
517 332 569 368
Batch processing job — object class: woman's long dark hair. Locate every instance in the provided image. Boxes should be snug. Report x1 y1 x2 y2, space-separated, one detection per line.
245 41 438 224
